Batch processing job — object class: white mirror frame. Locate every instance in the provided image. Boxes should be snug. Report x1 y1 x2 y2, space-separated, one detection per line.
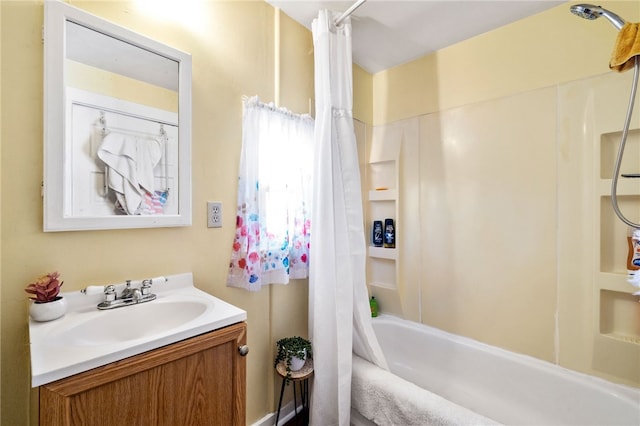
44 1 192 231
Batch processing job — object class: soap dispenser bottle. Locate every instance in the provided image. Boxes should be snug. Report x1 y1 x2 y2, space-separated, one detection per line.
627 227 640 271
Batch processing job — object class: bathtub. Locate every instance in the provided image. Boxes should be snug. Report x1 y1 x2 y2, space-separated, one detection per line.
351 314 640 426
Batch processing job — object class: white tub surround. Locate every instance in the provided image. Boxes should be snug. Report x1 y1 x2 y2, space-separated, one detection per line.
29 272 247 387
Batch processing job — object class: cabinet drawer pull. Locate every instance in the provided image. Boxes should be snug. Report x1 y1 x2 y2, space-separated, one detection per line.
238 345 249 356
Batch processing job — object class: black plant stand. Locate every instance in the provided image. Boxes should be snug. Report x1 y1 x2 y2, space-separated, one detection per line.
275 358 313 425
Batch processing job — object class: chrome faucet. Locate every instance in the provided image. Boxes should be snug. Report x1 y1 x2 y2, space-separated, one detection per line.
97 279 157 310
131 288 142 301
120 280 136 299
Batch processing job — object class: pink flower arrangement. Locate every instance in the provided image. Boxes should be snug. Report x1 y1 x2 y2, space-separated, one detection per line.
25 272 64 303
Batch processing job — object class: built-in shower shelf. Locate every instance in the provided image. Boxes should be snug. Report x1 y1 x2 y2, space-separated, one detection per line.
602 333 640 346
368 246 398 260
598 179 640 196
369 189 397 201
599 288 640 345
578 78 640 384
597 272 639 294
366 146 400 305
369 281 397 290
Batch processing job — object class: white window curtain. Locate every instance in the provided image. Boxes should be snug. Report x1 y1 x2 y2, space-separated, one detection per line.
227 96 314 292
310 11 388 426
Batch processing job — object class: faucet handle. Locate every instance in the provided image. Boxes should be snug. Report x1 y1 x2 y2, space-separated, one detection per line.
104 285 116 302
141 279 153 296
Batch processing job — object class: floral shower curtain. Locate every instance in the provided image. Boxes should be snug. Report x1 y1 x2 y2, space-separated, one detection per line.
227 96 314 292
310 11 388 426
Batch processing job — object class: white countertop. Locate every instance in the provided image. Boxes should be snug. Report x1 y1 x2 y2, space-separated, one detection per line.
29 272 246 387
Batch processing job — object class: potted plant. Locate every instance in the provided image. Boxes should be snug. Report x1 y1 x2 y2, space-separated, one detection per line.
274 336 312 382
25 271 67 322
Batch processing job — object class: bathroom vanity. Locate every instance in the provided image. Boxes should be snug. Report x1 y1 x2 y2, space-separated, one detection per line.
29 273 248 425
39 322 246 426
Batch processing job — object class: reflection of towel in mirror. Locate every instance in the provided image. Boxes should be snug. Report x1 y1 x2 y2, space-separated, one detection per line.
610 22 640 72
97 132 163 214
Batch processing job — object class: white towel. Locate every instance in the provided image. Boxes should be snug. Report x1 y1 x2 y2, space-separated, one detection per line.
97 132 163 214
352 355 499 426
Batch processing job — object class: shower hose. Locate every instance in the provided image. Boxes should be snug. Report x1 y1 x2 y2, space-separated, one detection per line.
611 55 640 229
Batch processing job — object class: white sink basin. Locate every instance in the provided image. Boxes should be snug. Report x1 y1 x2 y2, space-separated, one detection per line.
55 300 209 346
29 272 246 387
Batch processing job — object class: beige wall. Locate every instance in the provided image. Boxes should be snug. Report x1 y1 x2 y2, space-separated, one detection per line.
367 1 640 387
66 60 179 112
372 1 639 124
353 64 373 124
0 1 313 424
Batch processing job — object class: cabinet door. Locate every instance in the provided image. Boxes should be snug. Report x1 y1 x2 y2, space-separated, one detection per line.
40 322 247 426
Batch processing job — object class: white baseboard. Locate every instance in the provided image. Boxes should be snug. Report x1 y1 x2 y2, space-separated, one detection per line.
251 400 305 426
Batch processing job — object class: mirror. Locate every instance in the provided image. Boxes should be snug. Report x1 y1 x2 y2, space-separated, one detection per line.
44 1 192 231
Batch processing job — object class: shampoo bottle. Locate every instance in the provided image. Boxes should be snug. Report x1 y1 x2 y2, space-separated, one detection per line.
383 218 395 248
372 221 383 247
370 296 379 317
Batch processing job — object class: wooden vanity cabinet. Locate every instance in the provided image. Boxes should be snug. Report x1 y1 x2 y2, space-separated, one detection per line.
39 322 247 426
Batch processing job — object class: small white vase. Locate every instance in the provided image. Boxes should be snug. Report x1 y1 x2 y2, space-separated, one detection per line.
29 297 67 322
290 349 307 371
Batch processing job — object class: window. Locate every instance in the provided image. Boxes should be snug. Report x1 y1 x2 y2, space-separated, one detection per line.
226 97 314 291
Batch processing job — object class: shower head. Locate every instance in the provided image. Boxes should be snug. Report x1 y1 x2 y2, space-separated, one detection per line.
570 4 626 30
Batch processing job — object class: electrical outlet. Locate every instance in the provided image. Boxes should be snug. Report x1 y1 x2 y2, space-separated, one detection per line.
207 201 222 228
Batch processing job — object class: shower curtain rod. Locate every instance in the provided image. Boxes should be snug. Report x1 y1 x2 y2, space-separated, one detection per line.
335 0 367 26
